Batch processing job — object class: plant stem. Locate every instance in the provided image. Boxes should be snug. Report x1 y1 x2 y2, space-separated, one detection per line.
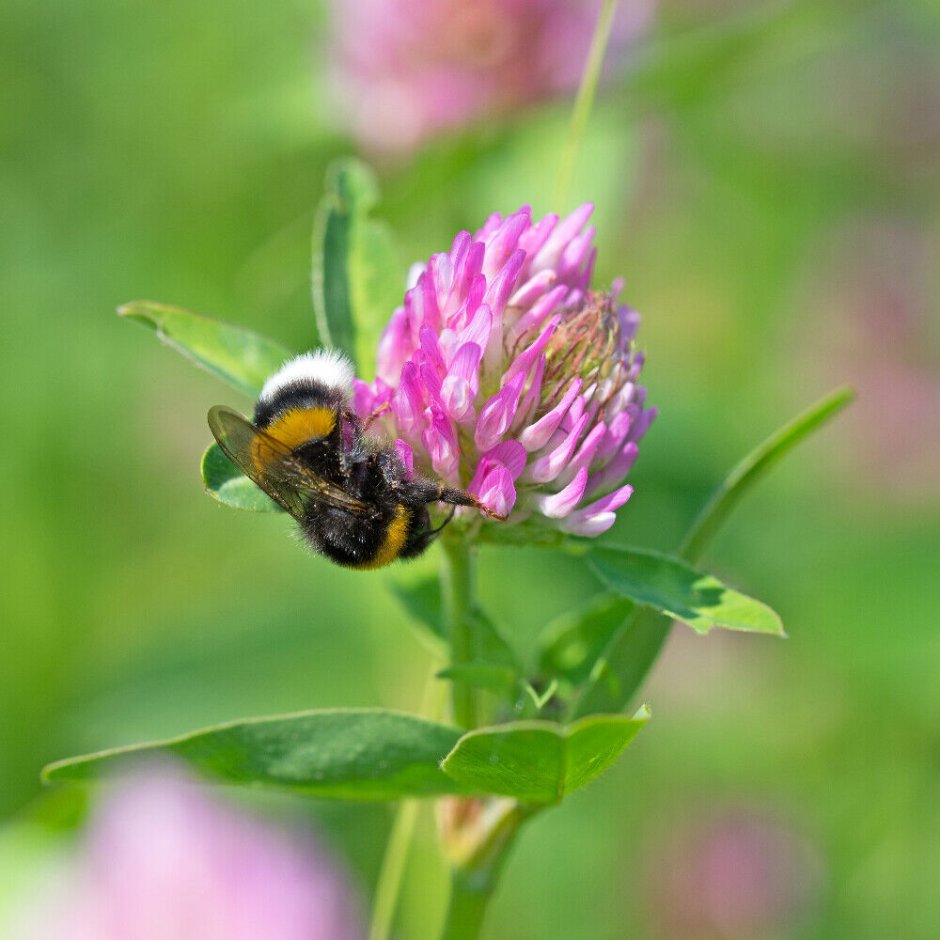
569 387 855 719
370 668 447 940
678 386 855 564
439 804 532 940
554 0 620 209
369 799 420 940
440 536 478 729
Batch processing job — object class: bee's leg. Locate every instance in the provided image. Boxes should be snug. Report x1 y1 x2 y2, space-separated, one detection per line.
428 506 456 536
402 480 507 521
444 489 507 521
362 403 391 433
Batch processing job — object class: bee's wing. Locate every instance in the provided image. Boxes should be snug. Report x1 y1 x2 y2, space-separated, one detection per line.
207 406 372 520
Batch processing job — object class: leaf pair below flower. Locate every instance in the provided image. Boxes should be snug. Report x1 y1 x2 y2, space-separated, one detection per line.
43 707 649 806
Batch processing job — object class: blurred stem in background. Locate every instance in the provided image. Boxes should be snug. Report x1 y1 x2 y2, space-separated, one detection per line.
554 0 620 210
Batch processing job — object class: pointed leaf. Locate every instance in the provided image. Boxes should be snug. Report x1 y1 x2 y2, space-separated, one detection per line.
570 389 852 718
436 662 519 693
312 159 404 373
201 442 282 512
537 593 635 686
389 576 445 646
43 709 471 800
568 607 670 720
119 301 295 397
441 708 650 804
679 387 855 563
587 547 784 636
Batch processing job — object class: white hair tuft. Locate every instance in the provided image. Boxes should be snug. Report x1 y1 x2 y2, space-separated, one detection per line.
259 349 355 402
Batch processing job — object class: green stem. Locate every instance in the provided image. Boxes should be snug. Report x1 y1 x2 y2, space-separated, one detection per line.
440 536 478 729
370 667 447 940
678 387 855 565
439 805 532 940
369 800 420 940
554 0 620 209
569 387 855 719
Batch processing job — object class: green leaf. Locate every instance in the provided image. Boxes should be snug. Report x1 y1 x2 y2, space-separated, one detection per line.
436 662 519 693
568 607 671 720
569 388 853 719
119 301 295 398
466 605 519 670
537 593 635 686
679 386 855 563
389 576 445 647
311 159 404 375
43 709 471 800
200 442 282 513
441 708 650 804
587 547 784 636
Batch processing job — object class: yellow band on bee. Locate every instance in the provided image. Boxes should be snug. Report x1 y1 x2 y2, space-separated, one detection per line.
250 406 337 474
352 504 410 570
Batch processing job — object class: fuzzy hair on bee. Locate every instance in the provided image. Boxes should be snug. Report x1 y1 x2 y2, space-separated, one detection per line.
208 350 499 569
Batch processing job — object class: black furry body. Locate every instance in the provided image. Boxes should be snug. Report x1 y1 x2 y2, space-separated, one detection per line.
231 381 476 568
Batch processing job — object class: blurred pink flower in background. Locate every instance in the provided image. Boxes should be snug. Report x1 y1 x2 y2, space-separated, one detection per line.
805 220 940 504
327 0 656 154
643 806 824 940
355 203 655 536
9 764 365 940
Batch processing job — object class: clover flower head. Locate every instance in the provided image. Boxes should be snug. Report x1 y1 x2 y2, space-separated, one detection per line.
8 764 365 940
327 0 655 154
354 204 656 538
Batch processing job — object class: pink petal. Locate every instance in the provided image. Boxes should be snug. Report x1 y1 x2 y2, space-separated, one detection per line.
453 239 485 302
474 370 525 451
517 212 558 260
503 316 558 385
559 484 634 537
582 483 634 516
352 378 377 419
506 284 568 343
507 270 556 309
586 442 640 497
514 354 545 430
422 407 459 478
532 466 589 518
395 439 415 479
518 379 582 452
440 342 482 421
457 302 493 351
596 409 634 461
561 511 618 537
532 203 593 273
561 227 596 273
557 421 607 486
526 413 590 484
481 208 531 279
376 308 411 383
483 440 528 479
469 465 517 518
392 362 427 435
627 406 658 444
483 249 526 317
419 325 446 374
419 360 443 404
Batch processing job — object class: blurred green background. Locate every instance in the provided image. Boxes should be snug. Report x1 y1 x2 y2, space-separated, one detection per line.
2 0 939 937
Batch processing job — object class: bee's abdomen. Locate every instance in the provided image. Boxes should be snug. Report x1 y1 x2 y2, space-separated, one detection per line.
304 503 412 570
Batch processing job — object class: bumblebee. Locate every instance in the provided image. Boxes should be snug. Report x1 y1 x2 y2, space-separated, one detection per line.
208 350 494 569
